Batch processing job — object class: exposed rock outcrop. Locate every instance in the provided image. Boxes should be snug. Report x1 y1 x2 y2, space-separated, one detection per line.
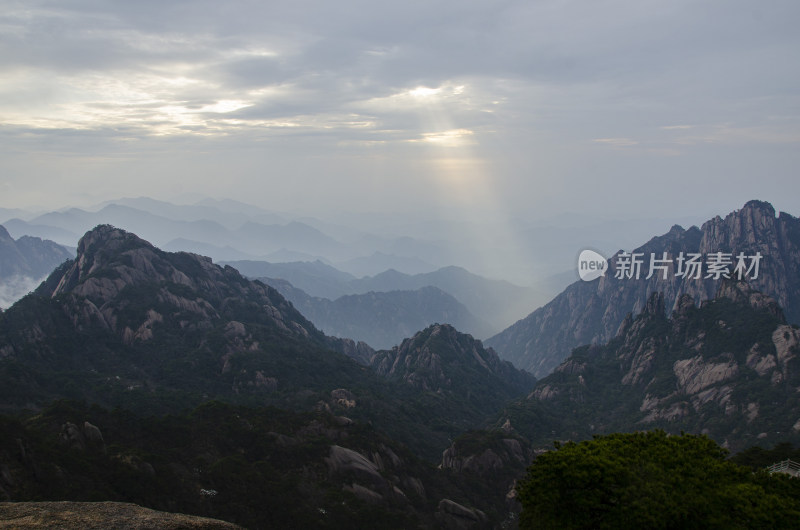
487 201 800 377
39 226 320 348
0 501 242 529
513 282 800 451
58 422 106 454
325 445 413 506
435 499 489 530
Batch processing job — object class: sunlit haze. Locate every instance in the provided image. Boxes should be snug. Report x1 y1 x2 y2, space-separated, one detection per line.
1 0 799 283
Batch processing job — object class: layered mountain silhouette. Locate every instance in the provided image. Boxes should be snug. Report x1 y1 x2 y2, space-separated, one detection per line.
264 279 494 349
223 259 357 300
0 224 73 309
498 280 800 452
0 225 540 526
228 260 537 334
2 211 799 526
487 200 800 378
0 225 531 454
4 204 345 260
0 225 72 280
0 225 378 408
3 198 546 331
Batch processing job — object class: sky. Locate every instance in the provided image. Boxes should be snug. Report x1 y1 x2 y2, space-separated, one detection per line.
1 0 799 225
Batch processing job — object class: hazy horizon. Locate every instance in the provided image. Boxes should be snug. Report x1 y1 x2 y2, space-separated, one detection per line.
1 1 799 287
2 193 789 288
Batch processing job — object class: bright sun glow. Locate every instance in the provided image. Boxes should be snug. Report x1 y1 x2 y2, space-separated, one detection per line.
421 129 475 147
200 100 252 114
408 86 441 98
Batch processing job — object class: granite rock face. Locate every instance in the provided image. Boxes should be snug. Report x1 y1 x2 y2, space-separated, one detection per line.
487 201 800 377
45 225 319 345
435 499 489 530
505 281 800 451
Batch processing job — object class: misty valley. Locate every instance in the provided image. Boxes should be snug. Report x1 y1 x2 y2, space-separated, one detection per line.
0 199 799 528
4 0 800 525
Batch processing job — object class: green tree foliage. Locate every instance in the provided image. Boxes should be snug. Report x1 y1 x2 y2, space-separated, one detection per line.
731 442 800 470
518 431 800 529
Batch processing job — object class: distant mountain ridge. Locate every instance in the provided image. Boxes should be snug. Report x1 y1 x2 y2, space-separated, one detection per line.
1 198 456 279
0 225 72 280
487 200 800 377
225 260 538 334
265 279 494 349
4 204 345 260
0 224 74 309
349 266 537 331
2 198 547 330
227 259 355 300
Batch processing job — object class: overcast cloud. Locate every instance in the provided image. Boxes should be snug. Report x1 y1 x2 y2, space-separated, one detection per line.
1 0 798 223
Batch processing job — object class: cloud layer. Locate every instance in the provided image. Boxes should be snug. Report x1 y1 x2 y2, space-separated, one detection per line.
1 0 798 220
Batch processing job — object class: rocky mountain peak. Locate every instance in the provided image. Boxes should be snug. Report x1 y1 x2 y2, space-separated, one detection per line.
700 199 779 253
487 200 800 378
3 225 340 365
50 225 202 306
77 224 144 253
666 224 686 237
743 199 777 216
370 323 534 395
0 225 399 413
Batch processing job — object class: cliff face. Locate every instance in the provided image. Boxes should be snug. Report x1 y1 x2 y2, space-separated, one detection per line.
487 201 800 378
503 281 800 452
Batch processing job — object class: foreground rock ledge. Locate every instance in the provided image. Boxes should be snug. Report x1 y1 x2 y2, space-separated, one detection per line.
0 501 243 530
